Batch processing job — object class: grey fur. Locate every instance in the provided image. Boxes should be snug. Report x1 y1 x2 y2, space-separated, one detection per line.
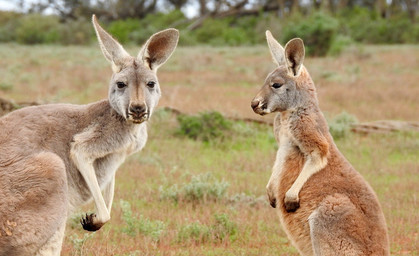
0 15 179 256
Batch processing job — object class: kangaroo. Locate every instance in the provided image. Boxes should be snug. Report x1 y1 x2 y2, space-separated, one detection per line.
0 15 179 256
251 31 389 255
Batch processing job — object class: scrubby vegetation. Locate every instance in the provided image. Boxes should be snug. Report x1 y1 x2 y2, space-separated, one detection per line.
328 112 358 139
0 43 417 255
159 172 229 204
1 4 417 56
176 111 232 142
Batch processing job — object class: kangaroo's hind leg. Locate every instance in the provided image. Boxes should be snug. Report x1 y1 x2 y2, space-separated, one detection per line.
0 152 68 256
308 193 368 256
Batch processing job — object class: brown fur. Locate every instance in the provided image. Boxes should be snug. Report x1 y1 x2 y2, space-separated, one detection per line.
252 33 389 255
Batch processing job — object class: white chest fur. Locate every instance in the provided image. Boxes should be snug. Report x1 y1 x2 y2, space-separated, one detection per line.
269 133 295 194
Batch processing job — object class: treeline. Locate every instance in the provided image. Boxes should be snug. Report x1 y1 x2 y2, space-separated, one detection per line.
0 0 418 56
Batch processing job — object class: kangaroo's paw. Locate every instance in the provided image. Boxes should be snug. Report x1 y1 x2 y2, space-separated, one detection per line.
284 191 300 212
80 213 105 232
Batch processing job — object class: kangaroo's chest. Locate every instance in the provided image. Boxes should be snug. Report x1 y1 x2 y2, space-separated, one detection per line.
94 127 148 187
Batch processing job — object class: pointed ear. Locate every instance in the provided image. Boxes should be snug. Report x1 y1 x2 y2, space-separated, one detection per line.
92 14 130 72
284 38 305 76
138 28 179 71
266 30 285 66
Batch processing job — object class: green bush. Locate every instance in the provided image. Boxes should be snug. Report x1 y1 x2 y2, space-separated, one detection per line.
0 11 22 42
159 173 229 204
176 221 211 244
339 7 418 44
15 14 61 44
402 23 419 43
194 17 254 46
328 35 353 56
58 18 93 45
120 200 166 241
176 111 232 142
328 112 357 139
282 12 340 56
176 213 237 244
108 10 187 44
211 213 238 242
107 18 141 44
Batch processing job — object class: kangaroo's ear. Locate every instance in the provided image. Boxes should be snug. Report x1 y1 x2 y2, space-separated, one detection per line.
266 30 285 66
284 38 305 76
92 15 130 72
138 28 179 71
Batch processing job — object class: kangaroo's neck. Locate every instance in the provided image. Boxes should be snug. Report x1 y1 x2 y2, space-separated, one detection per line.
85 99 130 126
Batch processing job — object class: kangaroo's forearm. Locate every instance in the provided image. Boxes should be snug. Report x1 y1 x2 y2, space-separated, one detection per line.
287 152 327 198
103 174 115 215
71 150 110 223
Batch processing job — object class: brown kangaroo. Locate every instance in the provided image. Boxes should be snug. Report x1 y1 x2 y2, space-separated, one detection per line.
0 15 178 256
251 31 389 255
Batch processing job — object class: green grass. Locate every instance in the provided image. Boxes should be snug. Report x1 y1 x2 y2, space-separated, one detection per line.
0 44 417 255
59 111 419 255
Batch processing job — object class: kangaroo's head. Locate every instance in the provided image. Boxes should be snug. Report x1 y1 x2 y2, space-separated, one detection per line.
251 31 312 116
92 15 179 124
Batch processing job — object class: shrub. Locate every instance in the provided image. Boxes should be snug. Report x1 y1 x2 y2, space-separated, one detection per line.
328 35 353 56
339 7 419 44
328 112 357 139
0 11 22 42
176 111 232 142
120 200 166 241
107 18 141 44
0 83 13 91
183 173 229 202
108 10 187 45
281 12 340 56
69 233 95 256
58 18 93 45
194 17 253 46
176 213 237 244
159 173 229 204
211 213 238 242
15 14 61 44
176 221 211 244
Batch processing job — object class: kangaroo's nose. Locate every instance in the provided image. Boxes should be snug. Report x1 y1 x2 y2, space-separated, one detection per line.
251 100 260 110
129 104 146 115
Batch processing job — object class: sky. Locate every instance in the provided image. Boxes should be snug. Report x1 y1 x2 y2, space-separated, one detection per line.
0 0 18 11
0 0 199 17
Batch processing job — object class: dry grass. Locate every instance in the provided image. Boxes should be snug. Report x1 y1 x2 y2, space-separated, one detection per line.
0 44 418 255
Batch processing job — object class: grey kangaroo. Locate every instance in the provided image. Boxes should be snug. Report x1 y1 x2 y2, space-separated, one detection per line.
251 31 389 255
0 15 179 255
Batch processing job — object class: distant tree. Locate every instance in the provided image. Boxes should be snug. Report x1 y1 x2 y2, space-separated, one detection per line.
166 0 188 10
112 0 158 19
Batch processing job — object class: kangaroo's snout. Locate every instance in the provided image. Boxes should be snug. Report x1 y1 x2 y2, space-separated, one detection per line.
129 104 147 115
128 103 148 123
251 99 259 110
251 98 268 115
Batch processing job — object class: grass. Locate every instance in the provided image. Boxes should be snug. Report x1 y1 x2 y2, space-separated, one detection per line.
0 44 418 255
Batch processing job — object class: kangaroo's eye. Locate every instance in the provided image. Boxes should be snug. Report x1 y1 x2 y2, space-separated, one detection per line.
147 81 156 88
272 83 282 89
116 82 127 89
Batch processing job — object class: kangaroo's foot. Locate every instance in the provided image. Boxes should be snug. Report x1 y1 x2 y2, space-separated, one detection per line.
80 213 105 232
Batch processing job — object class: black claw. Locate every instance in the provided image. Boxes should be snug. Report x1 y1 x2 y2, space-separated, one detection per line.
80 213 103 232
284 200 300 212
269 197 277 208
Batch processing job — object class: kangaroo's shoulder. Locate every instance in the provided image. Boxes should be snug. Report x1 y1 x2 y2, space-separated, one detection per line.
282 108 330 157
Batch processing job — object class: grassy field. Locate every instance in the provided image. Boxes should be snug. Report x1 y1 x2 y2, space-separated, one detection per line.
0 44 418 255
